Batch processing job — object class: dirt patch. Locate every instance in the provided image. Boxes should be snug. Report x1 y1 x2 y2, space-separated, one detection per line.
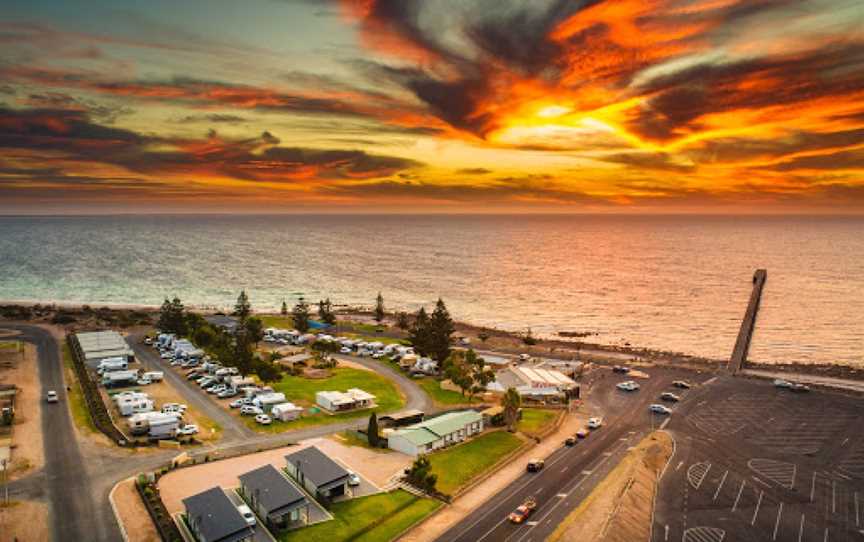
112 478 160 542
550 431 673 542
0 499 49 541
336 358 374 372
0 343 45 480
303 367 333 379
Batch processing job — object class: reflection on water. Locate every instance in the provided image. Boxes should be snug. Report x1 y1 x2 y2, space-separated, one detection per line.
0 214 861 365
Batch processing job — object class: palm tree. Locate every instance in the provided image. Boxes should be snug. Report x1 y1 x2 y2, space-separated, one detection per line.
502 387 522 432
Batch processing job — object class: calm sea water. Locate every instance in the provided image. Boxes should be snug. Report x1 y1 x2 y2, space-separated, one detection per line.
0 214 861 366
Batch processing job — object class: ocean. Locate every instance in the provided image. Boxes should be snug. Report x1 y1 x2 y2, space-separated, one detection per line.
0 214 861 366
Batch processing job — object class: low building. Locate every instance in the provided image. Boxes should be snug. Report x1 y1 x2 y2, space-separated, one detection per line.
74 331 134 368
284 446 352 500
387 410 484 457
238 464 309 530
379 409 425 428
494 365 577 391
315 388 376 412
182 486 254 542
0 384 17 425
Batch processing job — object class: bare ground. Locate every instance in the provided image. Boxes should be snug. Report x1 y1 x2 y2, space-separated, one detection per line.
112 478 161 542
0 343 45 480
0 499 49 542
549 431 673 542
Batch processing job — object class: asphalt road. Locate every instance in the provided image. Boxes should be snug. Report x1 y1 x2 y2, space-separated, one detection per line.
1 324 115 541
437 367 707 542
652 376 864 542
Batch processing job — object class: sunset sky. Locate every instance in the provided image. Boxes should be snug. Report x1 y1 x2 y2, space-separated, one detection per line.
1 0 862 213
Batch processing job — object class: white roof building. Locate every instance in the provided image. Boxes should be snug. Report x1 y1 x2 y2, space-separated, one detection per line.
75 330 134 367
494 365 577 391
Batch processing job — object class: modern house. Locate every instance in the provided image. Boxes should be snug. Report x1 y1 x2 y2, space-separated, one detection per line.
284 446 352 500
315 388 376 412
387 410 484 456
238 464 309 530
182 487 254 542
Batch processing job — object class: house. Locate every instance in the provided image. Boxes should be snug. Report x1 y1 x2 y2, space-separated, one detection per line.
238 464 309 530
494 366 577 391
315 388 375 412
284 446 352 500
387 410 484 457
182 486 254 542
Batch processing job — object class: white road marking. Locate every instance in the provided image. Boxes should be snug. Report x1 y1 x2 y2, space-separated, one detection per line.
798 513 805 542
660 418 670 430
855 491 860 526
714 471 728 501
664 524 669 541
832 480 836 514
811 472 817 502
773 502 784 540
556 493 567 498
732 480 745 512
824 527 829 542
752 491 764 525
677 461 684 471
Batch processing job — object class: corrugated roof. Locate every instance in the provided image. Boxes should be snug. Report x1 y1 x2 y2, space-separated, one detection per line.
390 426 441 446
75 331 132 358
182 487 253 542
238 464 306 516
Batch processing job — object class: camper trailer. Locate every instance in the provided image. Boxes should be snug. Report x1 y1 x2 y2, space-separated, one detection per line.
116 395 154 417
128 411 180 438
97 358 129 374
102 370 139 388
270 402 303 422
252 392 287 411
141 371 164 382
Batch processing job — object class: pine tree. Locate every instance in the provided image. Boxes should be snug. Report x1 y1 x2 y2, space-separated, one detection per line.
281 299 288 316
367 412 380 447
318 298 336 325
428 298 454 363
409 307 430 356
170 296 188 336
466 349 494 402
503 387 522 432
374 292 385 323
395 311 410 331
234 290 251 322
292 298 310 333
157 298 173 332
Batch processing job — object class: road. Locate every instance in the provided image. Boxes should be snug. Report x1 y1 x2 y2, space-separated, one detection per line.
1 324 116 541
437 367 705 542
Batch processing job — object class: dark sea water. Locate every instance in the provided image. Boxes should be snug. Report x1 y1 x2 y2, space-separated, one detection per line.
0 214 861 366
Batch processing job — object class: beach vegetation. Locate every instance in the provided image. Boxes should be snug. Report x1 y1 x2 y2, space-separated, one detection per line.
234 290 251 322
318 297 336 325
409 307 431 355
281 299 288 316
292 298 310 333
374 292 385 323
157 296 188 335
428 298 455 363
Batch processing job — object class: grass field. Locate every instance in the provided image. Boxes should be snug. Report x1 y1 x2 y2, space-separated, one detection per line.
428 431 524 495
517 408 559 436
246 367 404 432
61 344 96 433
417 378 472 406
279 490 441 542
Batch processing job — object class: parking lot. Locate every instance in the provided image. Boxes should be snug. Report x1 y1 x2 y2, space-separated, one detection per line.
653 376 864 542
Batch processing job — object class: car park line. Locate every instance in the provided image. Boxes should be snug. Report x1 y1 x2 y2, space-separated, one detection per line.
797 513 805 542
772 502 783 540
731 480 745 512
713 470 728 501
811 472 817 502
751 490 764 525
855 491 859 526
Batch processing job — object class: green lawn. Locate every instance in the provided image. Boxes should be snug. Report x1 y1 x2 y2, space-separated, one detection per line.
259 315 302 329
61 343 96 433
517 408 559 436
417 378 472 406
279 490 441 542
247 367 405 432
428 431 524 495
0 340 21 351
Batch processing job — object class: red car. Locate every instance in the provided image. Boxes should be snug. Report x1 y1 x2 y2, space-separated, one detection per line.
508 497 537 523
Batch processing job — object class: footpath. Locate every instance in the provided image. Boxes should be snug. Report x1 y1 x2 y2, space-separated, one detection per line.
399 408 589 542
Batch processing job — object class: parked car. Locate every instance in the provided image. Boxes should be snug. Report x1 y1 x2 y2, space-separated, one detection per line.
207 384 227 395
526 458 545 472
660 392 681 402
160 352 173 359
790 383 811 393
218 388 238 399
612 365 630 373
508 497 537 524
162 403 187 414
254 414 272 425
576 429 589 439
565 436 577 446
46 390 59 403
347 471 361 486
229 398 248 409
773 379 792 389
587 417 603 429
240 405 263 416
144 337 152 345
672 380 692 389
237 504 256 526
617 381 640 391
340 347 352 354
649 404 672 415
176 424 198 436
372 352 385 359
186 372 201 380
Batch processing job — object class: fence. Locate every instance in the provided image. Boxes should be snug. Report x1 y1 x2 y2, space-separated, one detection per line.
66 334 130 445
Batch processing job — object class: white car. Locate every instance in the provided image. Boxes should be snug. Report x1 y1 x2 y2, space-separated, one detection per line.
176 424 198 436
208 384 227 395
162 403 187 414
347 471 361 486
372 352 385 359
587 417 603 429
46 390 59 403
218 388 238 399
649 404 672 415
136 378 152 386
617 381 640 391
229 398 250 409
255 414 272 425
773 379 792 389
241 405 263 416
340 347 352 354
160 352 173 359
144 337 152 345
237 504 256 526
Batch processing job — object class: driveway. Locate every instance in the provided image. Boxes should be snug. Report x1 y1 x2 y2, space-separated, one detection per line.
333 353 434 414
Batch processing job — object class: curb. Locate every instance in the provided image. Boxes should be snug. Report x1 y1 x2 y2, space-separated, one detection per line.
108 477 133 542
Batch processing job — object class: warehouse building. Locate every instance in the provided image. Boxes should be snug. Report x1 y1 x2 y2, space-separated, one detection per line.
74 330 134 368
